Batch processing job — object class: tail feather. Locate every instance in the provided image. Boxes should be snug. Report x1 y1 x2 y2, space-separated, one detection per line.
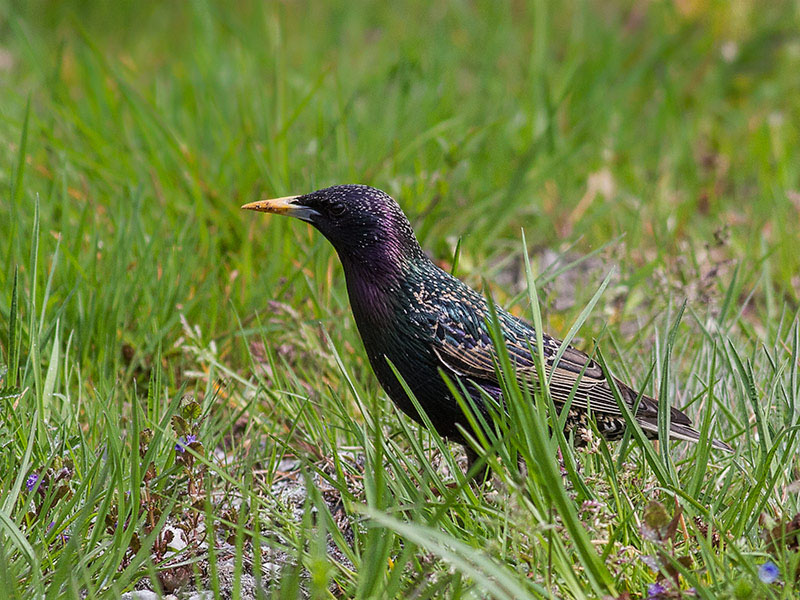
638 419 733 453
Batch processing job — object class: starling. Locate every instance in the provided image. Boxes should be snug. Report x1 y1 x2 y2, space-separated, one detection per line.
242 185 732 470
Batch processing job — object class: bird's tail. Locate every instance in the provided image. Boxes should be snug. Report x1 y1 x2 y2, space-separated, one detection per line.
637 418 733 453
615 380 733 453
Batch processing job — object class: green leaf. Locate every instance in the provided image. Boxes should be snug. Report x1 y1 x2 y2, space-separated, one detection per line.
171 415 189 437
182 400 202 421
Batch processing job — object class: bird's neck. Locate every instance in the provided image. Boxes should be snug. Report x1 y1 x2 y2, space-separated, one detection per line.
341 252 427 326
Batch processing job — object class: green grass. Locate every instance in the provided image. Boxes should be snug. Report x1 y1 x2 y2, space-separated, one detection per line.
2 0 800 597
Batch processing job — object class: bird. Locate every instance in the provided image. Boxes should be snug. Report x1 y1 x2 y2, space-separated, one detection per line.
242 184 732 474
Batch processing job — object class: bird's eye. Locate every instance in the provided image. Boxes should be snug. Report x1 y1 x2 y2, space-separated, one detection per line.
329 202 346 217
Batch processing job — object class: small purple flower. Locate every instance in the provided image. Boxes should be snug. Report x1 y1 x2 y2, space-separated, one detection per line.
758 561 779 584
26 474 39 492
175 434 198 453
48 521 69 543
647 582 667 599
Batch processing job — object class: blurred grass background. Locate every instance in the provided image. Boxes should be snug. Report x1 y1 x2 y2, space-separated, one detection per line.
1 0 800 598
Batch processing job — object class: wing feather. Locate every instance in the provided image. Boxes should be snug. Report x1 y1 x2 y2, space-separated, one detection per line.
430 315 631 417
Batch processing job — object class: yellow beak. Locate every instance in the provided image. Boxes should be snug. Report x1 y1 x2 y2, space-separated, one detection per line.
241 196 301 214
241 195 319 222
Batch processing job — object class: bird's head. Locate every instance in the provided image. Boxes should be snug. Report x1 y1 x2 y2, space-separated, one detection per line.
242 184 425 269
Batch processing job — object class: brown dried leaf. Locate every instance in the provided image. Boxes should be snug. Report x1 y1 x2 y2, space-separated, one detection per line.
767 513 800 553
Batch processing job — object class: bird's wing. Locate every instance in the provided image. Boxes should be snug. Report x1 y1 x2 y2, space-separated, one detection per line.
429 313 633 417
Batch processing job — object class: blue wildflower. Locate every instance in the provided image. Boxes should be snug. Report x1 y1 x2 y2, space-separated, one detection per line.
48 521 69 543
175 434 198 453
647 582 667 599
758 561 779 584
26 473 39 492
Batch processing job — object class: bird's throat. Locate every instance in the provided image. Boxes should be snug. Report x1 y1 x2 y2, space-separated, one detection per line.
335 228 430 330
341 255 404 325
